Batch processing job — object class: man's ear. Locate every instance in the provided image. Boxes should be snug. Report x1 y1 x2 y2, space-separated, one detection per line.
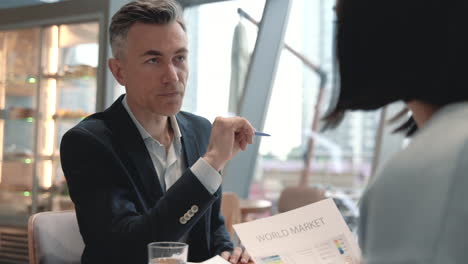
108 58 126 86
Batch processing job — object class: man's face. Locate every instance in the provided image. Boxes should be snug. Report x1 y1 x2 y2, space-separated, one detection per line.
111 22 188 116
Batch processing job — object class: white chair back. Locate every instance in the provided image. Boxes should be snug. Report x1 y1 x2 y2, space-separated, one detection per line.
28 211 84 264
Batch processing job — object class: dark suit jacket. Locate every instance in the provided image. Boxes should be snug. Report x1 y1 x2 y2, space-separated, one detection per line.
60 95 233 264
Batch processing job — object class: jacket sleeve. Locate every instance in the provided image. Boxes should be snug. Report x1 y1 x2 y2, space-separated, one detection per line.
191 115 235 255
60 126 220 260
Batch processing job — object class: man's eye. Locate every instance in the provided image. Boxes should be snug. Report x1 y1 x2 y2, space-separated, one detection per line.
176 56 186 63
147 58 159 64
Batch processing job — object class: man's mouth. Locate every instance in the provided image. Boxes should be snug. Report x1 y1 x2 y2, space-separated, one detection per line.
159 91 180 96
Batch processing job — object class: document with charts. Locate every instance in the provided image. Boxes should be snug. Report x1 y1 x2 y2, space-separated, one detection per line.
233 198 361 264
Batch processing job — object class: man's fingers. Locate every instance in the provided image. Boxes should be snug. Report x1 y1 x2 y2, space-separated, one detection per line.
215 116 253 133
247 130 253 144
240 249 251 264
236 128 254 149
229 247 243 264
221 251 231 260
240 135 247 150
204 116 256 170
232 117 255 135
242 128 253 145
235 132 250 151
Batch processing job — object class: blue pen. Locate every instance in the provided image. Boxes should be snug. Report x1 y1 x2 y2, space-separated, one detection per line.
254 131 271 137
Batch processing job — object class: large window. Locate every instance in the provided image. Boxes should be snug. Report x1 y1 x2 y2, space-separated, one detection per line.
182 0 265 120
251 0 381 230
182 1 383 227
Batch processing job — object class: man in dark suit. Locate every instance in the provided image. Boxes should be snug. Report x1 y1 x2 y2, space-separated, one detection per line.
60 1 255 263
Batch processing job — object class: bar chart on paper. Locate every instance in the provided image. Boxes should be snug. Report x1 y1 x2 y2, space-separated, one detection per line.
259 255 285 264
314 234 355 264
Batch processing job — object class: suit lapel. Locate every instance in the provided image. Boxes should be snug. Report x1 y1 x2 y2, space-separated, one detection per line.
176 114 200 167
107 96 163 204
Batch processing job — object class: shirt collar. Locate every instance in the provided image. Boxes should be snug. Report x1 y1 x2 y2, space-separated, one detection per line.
122 95 182 142
430 101 468 122
414 101 468 137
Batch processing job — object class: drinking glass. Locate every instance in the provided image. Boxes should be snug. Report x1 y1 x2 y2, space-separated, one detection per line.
148 242 188 264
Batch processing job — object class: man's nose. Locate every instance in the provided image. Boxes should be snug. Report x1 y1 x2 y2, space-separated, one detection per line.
162 63 179 83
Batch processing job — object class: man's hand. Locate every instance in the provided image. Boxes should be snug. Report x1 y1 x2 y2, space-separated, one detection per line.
221 247 254 264
203 117 255 171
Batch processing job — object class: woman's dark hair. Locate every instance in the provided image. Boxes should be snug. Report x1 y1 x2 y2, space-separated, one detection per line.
323 0 468 136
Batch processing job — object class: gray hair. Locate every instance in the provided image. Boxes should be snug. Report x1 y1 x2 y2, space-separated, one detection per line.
109 0 185 58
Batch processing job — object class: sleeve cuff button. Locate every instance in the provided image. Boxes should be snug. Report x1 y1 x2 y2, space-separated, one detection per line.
190 205 199 213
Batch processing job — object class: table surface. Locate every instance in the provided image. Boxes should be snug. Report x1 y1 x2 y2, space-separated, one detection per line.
239 199 272 214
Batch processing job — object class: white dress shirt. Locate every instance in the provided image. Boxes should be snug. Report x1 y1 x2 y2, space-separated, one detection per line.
122 95 221 194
